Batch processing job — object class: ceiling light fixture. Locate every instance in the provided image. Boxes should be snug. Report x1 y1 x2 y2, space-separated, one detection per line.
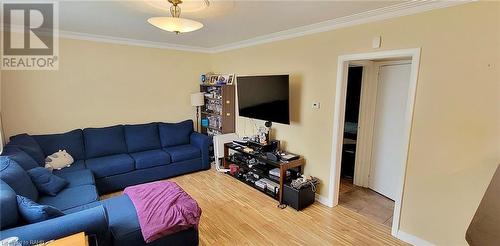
147 0 204 34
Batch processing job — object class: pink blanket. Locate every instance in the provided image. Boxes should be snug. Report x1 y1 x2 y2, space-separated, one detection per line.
123 180 202 243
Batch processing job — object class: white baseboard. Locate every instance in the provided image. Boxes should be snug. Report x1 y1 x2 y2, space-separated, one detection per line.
314 197 433 245
396 230 435 246
315 194 333 207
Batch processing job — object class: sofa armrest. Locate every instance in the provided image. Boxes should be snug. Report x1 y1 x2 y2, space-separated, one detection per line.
0 206 109 245
190 132 211 170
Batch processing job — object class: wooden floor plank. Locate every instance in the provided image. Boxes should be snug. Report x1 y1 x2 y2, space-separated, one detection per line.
101 168 407 245
339 178 395 227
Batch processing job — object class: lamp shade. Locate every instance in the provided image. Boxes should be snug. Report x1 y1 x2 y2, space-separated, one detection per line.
148 17 203 34
191 92 204 107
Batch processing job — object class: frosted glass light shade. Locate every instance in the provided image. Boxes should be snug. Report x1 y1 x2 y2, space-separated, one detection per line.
148 17 203 33
191 92 205 107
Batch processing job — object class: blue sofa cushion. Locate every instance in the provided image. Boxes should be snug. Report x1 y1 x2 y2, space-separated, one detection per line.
124 123 161 153
163 145 201 162
84 125 127 159
86 154 135 178
55 169 95 188
158 120 193 148
8 134 45 165
33 129 85 161
38 185 98 211
27 167 68 196
16 195 64 224
0 157 38 201
101 195 140 242
130 150 171 170
52 160 86 175
1 147 39 171
0 180 18 229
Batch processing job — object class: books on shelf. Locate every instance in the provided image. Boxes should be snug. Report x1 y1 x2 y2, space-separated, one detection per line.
199 77 235 136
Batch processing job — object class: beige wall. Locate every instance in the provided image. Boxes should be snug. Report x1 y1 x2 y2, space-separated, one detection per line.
1 38 210 138
211 2 500 245
1 2 499 245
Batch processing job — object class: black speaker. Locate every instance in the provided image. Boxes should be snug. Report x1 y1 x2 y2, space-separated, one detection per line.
283 183 315 211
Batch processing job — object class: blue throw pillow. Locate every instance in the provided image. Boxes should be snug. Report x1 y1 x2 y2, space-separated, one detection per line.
16 195 64 223
8 134 45 165
27 167 68 196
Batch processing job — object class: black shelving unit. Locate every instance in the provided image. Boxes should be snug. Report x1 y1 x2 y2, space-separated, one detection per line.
223 143 304 204
226 160 280 200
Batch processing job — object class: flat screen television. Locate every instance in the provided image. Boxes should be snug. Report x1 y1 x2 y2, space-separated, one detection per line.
236 75 290 125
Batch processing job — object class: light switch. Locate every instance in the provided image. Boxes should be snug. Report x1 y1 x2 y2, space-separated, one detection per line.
312 102 321 109
372 36 381 48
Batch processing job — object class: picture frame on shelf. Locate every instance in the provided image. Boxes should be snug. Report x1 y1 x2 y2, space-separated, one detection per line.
227 74 235 85
203 73 215 85
217 74 231 85
209 75 217 85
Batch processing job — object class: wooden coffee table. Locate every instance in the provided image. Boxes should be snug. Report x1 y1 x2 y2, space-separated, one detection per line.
37 232 88 246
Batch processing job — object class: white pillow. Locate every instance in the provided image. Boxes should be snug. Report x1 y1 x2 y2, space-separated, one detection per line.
44 150 74 170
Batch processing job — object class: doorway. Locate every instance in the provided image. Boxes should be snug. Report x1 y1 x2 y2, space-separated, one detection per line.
339 61 412 228
328 49 421 237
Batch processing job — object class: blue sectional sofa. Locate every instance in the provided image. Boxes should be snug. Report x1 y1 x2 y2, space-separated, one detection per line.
0 120 209 245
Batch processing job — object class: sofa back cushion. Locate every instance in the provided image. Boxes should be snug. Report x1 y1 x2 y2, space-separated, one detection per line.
1 147 40 171
84 125 128 159
33 129 85 161
158 120 194 148
0 180 18 229
0 156 39 201
8 134 45 165
124 123 161 153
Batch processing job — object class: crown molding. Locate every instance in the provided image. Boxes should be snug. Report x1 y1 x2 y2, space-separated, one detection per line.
2 1 472 54
210 0 472 53
1 25 211 53
58 31 212 53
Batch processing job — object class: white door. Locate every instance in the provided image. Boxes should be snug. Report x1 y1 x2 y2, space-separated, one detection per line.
368 62 411 200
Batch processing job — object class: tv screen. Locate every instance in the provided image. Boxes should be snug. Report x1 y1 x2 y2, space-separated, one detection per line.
237 75 290 125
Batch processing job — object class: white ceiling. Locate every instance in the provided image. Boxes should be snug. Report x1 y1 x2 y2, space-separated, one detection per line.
54 0 464 52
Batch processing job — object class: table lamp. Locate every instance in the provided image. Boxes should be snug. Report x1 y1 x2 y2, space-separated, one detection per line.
191 92 205 132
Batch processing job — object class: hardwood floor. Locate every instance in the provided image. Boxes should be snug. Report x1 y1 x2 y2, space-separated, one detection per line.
339 177 395 227
101 168 406 245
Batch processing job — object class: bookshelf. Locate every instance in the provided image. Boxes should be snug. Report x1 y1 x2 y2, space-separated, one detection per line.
200 84 235 136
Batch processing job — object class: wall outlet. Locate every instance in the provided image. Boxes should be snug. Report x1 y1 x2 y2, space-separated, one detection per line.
312 102 321 109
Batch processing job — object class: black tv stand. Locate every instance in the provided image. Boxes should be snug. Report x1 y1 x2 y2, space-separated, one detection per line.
223 142 305 206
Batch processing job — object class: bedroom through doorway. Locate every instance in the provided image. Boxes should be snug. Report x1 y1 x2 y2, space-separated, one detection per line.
338 60 412 228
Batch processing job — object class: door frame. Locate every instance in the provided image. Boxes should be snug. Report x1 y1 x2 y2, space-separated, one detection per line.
327 48 421 236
